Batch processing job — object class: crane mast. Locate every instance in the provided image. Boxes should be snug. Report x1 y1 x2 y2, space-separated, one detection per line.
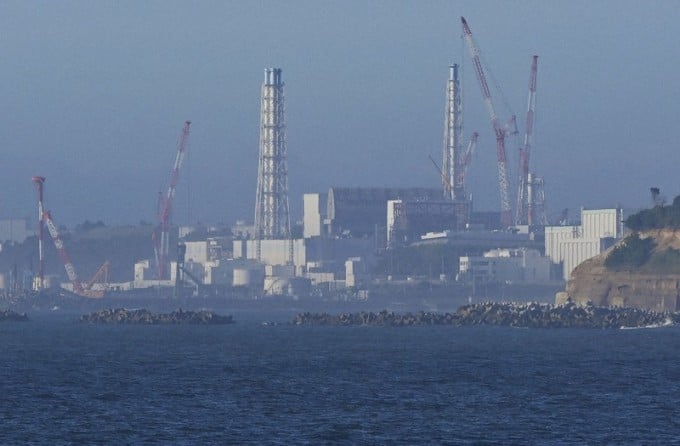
461 16 513 227
154 120 192 280
516 55 538 225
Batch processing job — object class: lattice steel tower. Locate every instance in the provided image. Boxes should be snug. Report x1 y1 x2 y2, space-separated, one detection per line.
254 68 291 260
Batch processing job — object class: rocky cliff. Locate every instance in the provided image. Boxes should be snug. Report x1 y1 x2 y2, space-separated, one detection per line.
557 229 680 311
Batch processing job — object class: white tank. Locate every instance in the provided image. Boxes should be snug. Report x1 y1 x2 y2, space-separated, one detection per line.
233 269 252 287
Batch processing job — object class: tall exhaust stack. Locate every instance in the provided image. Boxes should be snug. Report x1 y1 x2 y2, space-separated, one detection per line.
443 64 463 202
254 68 292 262
442 64 470 228
32 176 46 290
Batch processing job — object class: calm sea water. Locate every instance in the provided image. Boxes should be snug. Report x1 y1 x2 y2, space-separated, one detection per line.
2 313 680 444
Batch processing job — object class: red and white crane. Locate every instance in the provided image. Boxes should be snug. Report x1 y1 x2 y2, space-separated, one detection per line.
154 120 191 280
461 16 514 227
43 210 107 298
516 55 538 225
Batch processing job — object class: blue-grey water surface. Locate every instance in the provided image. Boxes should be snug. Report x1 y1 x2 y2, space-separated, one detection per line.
2 314 680 444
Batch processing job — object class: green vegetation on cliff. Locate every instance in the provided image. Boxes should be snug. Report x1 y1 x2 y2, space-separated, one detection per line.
645 247 680 274
605 232 680 273
604 233 655 269
626 195 680 230
602 194 680 273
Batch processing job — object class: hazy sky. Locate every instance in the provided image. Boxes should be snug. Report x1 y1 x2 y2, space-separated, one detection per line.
2 1 679 227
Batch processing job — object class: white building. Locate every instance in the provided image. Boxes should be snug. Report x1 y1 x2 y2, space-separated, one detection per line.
133 259 176 288
459 248 551 284
303 193 327 238
545 208 623 280
0 219 33 244
345 257 367 288
233 239 306 271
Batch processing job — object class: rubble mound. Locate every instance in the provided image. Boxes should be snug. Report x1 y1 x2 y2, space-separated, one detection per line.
293 302 674 329
0 309 28 322
80 308 234 325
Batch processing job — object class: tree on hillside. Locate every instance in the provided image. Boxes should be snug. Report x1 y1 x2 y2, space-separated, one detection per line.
604 233 655 268
75 220 106 234
626 195 680 231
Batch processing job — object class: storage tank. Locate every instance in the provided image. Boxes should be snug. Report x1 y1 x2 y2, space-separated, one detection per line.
0 273 5 290
233 268 252 287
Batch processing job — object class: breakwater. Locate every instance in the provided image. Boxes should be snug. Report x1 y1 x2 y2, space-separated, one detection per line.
80 308 234 325
293 301 675 329
0 309 28 322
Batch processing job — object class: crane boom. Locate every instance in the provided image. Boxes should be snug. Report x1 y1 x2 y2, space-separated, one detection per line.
429 154 453 197
44 212 107 298
516 55 538 225
86 260 110 290
43 210 85 295
154 120 191 279
461 16 513 226
458 132 479 188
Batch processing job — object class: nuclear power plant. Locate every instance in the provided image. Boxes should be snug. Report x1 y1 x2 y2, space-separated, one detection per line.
0 17 626 304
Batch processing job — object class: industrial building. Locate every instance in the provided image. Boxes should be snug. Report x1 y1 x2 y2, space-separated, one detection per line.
459 248 551 284
16 27 563 301
232 237 374 279
326 187 443 240
0 219 33 245
387 199 462 246
545 208 623 280
303 193 326 239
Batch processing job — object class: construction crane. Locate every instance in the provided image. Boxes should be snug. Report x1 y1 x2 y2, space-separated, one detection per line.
457 132 479 191
461 16 514 227
43 210 108 298
516 56 538 225
429 154 453 197
153 120 192 280
431 132 479 199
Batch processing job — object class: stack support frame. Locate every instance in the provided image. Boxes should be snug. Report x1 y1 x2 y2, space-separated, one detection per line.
254 68 293 263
